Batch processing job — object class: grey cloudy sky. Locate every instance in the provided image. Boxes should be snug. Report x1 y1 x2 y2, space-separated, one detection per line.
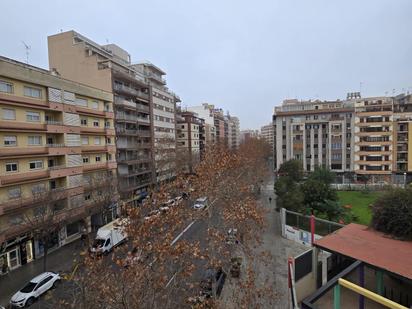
1 0 411 129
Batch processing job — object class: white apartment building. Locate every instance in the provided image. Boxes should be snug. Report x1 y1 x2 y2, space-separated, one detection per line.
273 99 355 173
132 62 180 181
261 123 274 152
187 103 216 146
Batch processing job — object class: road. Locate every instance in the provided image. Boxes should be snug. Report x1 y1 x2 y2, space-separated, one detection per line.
1 175 306 308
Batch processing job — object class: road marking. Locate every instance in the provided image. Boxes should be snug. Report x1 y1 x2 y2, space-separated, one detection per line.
165 271 178 288
171 220 196 246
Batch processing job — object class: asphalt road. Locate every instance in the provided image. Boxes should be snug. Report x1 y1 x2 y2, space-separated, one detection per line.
2 172 306 308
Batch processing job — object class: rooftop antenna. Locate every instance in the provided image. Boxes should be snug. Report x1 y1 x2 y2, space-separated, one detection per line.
359 82 363 94
106 38 109 44
21 41 31 64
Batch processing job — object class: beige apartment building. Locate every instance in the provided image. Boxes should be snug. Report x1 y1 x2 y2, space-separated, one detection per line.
354 97 394 179
273 93 412 182
0 56 117 272
393 94 412 174
176 110 205 169
48 31 154 204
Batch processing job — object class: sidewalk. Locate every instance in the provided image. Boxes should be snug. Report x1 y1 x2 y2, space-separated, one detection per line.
220 176 307 308
0 238 83 307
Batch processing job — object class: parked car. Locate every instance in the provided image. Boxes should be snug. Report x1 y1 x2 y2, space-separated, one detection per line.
144 209 160 221
193 197 209 210
200 268 226 297
10 272 61 308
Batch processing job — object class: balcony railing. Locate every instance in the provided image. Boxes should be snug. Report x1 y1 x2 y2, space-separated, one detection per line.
46 143 66 148
46 120 63 125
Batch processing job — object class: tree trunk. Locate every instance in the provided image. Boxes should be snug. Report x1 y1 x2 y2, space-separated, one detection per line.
43 238 48 272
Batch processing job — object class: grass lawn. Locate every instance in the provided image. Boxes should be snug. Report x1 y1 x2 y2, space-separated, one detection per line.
337 191 381 225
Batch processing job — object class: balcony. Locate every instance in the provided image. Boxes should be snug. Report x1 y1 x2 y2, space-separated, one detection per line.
117 155 151 163
146 72 166 85
114 84 149 101
0 170 49 186
0 146 48 158
138 130 151 137
49 165 83 178
0 186 83 215
83 161 117 172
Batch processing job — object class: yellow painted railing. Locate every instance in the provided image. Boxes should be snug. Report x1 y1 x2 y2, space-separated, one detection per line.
338 278 408 309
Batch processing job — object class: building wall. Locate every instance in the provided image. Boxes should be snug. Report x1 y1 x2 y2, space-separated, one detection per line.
273 99 354 173
0 56 117 272
354 97 393 178
48 31 113 92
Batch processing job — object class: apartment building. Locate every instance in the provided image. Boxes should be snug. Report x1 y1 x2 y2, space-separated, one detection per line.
393 94 412 174
187 103 216 146
226 115 240 150
354 97 394 180
132 62 180 182
273 99 354 172
213 108 226 144
0 56 117 272
240 129 260 142
176 110 205 168
48 31 154 204
260 123 275 152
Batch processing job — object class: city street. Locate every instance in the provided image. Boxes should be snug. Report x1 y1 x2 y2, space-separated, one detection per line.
0 177 307 308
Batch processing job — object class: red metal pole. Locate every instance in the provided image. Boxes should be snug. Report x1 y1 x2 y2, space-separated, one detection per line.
287 257 293 289
310 214 315 246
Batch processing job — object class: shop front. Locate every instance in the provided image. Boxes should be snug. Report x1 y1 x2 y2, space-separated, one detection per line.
0 234 34 275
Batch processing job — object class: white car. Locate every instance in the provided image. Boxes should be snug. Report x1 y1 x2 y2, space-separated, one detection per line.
193 197 209 210
10 272 60 307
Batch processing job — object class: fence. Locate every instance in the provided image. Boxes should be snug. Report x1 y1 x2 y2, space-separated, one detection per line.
280 208 344 246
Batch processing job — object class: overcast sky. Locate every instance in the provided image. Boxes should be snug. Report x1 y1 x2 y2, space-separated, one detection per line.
1 0 411 129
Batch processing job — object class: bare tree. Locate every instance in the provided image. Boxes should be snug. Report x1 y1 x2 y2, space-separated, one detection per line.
54 139 274 308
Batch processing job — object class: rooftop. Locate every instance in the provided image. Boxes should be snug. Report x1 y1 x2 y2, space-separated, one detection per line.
314 223 412 280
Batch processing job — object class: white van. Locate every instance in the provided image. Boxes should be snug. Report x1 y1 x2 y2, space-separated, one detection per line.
90 219 128 255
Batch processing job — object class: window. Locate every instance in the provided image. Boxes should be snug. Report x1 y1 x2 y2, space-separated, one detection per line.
8 187 21 199
84 194 91 201
106 137 111 144
32 183 46 193
6 163 18 172
26 111 41 122
81 136 89 145
105 121 110 128
53 201 65 212
4 136 17 146
95 156 101 162
28 136 42 145
93 119 99 127
2 108 15 120
94 137 101 145
29 160 43 170
75 97 88 107
9 215 23 225
0 81 13 93
83 157 89 164
24 86 42 98
81 118 87 126
91 101 99 109
66 222 80 237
